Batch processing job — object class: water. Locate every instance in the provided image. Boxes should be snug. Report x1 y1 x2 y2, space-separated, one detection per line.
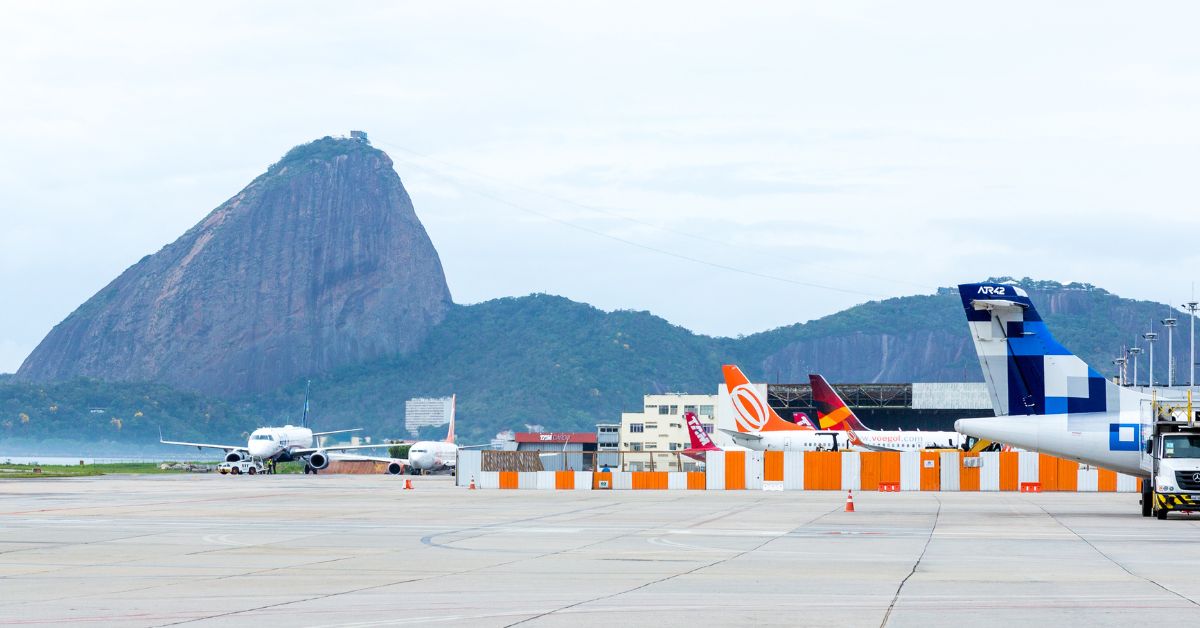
0 455 220 466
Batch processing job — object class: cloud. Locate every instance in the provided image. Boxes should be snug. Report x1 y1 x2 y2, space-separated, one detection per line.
3 2 1200 370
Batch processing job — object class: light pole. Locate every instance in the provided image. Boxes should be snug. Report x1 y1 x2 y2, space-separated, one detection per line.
1185 301 1198 389
1128 346 1142 388
1145 328 1158 389
1113 356 1127 386
1164 317 1178 387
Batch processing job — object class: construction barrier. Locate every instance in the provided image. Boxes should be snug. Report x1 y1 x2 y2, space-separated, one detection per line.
456 450 1141 491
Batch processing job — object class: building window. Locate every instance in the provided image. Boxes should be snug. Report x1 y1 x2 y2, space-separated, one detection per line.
670 423 681 429
645 422 657 429
699 405 714 416
703 424 714 434
645 405 657 412
629 423 644 433
658 406 670 415
684 405 697 413
645 443 656 450
669 442 679 451
631 442 643 451
669 405 679 414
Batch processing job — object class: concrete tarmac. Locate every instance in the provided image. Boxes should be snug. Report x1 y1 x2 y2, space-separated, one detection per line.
2 475 1199 627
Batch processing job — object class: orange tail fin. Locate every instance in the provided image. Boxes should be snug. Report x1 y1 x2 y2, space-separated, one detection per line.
445 394 456 444
722 365 806 432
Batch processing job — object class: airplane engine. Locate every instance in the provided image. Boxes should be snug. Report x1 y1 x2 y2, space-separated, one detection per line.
307 451 329 470
224 450 244 463
386 461 404 475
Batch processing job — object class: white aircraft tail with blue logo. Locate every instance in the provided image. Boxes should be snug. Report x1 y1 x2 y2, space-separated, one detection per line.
956 282 1148 476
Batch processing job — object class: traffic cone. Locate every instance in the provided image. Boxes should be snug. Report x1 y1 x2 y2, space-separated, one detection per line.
469 476 477 490
404 478 413 490
845 489 855 512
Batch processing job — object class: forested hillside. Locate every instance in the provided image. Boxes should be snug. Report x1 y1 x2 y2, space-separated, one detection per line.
2 279 1190 447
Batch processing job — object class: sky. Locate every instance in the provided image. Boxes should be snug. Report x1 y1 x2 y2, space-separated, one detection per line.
3 2 1200 373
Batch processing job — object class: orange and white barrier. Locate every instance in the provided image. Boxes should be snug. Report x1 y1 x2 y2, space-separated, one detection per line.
456 450 1140 491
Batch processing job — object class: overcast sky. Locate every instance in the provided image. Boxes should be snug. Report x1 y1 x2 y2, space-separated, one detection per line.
3 2 1199 373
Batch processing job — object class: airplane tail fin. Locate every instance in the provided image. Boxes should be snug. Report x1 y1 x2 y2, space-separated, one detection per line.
809 374 871 431
445 394 456 444
722 364 806 432
301 380 311 429
684 412 720 451
957 282 1142 417
793 412 817 430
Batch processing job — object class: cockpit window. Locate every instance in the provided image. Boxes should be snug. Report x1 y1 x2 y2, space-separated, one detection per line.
1162 435 1200 458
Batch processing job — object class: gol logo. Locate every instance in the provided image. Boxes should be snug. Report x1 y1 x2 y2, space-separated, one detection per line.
731 384 770 432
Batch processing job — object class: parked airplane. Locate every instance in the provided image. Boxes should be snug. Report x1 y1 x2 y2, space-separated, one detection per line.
405 396 485 474
809 373 961 451
953 282 1146 475
681 411 722 461
160 385 399 473
719 364 841 451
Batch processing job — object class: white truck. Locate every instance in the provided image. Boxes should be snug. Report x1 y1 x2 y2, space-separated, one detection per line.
1142 410 1200 519
218 459 266 475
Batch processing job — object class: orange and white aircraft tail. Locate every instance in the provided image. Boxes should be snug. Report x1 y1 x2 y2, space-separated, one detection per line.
722 365 811 433
444 394 456 444
809 373 871 432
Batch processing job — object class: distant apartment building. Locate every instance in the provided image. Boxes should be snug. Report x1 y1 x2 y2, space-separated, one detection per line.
618 393 717 471
404 396 454 438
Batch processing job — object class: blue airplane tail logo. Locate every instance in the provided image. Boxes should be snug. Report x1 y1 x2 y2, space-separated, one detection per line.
957 282 1110 416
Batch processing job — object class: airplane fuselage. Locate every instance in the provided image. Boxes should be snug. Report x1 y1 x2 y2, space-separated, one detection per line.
408 441 458 472
853 430 962 451
956 412 1144 477
247 425 316 461
726 431 842 452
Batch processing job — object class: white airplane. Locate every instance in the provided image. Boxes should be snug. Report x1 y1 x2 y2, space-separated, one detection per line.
809 373 961 451
404 396 486 474
160 386 401 473
719 364 843 451
953 281 1146 474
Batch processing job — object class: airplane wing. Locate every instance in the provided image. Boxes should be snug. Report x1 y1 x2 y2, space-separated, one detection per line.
312 428 363 437
293 443 396 455
330 452 409 465
160 433 247 452
719 428 761 441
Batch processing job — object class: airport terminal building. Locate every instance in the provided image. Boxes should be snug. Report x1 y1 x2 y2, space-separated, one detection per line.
766 381 994 431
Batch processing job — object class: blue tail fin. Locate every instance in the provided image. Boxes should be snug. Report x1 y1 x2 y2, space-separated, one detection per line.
957 282 1122 416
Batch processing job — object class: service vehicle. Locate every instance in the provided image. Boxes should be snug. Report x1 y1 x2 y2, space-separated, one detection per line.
218 459 266 475
1141 397 1200 519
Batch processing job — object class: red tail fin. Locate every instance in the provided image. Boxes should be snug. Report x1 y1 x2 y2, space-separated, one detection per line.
722 365 806 432
684 412 720 451
809 374 870 431
793 412 817 430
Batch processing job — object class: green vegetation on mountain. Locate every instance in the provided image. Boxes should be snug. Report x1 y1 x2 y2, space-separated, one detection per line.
0 379 258 451
1 278 1190 448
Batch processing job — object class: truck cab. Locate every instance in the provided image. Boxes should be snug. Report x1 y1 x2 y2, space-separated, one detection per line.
1142 417 1200 519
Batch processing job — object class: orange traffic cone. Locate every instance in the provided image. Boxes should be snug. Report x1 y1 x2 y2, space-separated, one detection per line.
845 489 855 512
404 478 413 490
469 476 477 490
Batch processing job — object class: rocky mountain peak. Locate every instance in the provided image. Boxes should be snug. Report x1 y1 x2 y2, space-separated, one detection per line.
17 134 453 395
